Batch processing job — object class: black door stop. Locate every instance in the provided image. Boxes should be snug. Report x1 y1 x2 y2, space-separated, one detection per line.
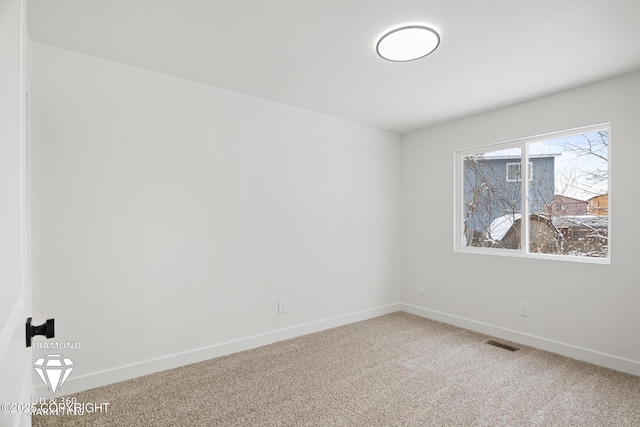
26 317 55 347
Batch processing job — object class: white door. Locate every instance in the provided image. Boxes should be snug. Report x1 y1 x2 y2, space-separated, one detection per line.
0 1 32 426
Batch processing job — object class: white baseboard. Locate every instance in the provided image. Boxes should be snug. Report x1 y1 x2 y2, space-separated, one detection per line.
402 303 640 377
37 303 402 397
36 301 639 397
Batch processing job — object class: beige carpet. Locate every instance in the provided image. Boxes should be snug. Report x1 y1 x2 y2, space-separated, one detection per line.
33 312 640 426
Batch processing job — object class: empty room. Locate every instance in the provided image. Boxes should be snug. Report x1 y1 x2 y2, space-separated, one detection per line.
2 1 640 426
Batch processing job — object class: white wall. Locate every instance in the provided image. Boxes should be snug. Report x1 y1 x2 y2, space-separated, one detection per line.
30 39 640 397
30 43 401 394
402 71 640 375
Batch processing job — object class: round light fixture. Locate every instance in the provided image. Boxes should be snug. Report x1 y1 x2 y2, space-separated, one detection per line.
376 25 440 62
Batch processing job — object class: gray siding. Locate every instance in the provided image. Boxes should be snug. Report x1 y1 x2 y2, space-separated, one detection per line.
463 156 554 243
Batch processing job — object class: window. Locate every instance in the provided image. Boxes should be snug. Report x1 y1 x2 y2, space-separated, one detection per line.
506 162 533 182
455 124 610 263
506 163 520 182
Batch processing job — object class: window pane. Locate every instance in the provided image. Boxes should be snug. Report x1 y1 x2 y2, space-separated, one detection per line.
462 147 522 249
528 129 608 257
506 163 520 182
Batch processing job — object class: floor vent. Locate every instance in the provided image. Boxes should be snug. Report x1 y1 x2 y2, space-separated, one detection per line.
486 340 519 352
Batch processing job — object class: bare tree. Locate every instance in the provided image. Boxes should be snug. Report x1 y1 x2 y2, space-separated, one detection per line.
558 130 608 198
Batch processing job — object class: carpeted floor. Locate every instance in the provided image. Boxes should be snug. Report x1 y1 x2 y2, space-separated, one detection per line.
33 312 640 426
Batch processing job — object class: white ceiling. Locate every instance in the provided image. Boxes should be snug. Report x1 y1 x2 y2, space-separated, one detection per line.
28 0 640 134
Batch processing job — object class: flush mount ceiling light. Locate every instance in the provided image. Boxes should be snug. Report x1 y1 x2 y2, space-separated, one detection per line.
376 25 440 62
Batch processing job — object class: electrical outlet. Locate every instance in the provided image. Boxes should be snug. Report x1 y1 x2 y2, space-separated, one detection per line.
519 302 529 317
418 283 425 295
278 299 287 314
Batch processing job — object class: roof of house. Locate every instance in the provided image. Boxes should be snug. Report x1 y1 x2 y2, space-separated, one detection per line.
488 213 607 241
552 216 608 229
554 195 587 203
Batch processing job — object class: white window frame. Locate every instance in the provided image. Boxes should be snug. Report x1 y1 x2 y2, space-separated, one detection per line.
454 123 611 264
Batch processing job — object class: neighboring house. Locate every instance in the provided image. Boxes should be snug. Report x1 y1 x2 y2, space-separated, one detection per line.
463 154 556 245
588 194 608 216
553 215 608 257
489 213 559 253
488 213 608 256
548 195 588 216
